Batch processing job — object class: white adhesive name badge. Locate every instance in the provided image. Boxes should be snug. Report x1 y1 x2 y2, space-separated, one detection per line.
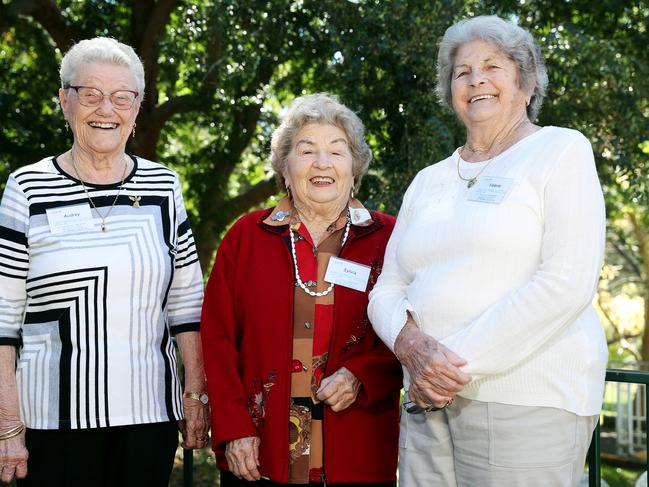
46 203 95 235
467 176 514 204
324 256 371 292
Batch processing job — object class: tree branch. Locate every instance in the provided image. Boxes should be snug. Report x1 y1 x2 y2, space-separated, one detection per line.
152 94 205 126
203 30 224 85
224 177 278 224
140 0 178 64
628 211 649 278
134 0 179 114
2 0 77 51
610 239 643 279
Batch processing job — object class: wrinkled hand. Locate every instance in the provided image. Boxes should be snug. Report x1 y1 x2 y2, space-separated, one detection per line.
179 398 210 449
395 322 471 408
316 367 361 412
226 436 261 481
0 430 28 484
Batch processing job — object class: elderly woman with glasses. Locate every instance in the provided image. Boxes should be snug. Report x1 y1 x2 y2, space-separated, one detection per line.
0 37 208 486
201 93 402 486
369 16 606 487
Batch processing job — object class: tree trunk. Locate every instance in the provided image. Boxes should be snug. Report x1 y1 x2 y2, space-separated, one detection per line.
629 212 649 364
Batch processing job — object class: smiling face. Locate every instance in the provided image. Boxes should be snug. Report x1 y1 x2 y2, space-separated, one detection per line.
450 39 530 128
284 123 354 214
59 62 140 158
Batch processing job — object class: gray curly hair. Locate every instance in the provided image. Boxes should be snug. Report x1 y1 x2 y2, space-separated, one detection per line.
270 93 372 191
436 15 548 121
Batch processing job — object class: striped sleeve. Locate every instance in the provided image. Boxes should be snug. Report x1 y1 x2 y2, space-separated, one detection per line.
167 174 203 334
0 175 29 345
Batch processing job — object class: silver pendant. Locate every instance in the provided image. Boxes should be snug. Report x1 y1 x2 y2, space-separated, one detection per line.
271 211 290 222
467 178 477 188
101 223 106 232
130 195 141 208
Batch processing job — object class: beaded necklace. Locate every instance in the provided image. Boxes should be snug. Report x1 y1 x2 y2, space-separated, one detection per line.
289 212 351 297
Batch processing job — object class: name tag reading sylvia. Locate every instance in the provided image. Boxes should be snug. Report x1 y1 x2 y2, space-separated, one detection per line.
324 256 371 292
46 203 95 234
467 176 514 204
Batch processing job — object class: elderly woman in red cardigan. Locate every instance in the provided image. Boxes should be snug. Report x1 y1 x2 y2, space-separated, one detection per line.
201 93 402 486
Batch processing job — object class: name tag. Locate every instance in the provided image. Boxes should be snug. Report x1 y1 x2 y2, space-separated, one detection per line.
467 176 514 204
324 256 371 292
46 204 95 234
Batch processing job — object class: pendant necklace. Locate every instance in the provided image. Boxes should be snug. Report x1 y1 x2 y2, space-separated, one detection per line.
71 153 128 232
456 150 496 188
290 211 351 297
457 118 530 188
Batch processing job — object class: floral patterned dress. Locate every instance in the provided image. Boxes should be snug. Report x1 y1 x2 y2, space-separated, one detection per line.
287 212 348 484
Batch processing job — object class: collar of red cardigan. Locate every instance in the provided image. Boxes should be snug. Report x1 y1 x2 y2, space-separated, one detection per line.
260 196 380 238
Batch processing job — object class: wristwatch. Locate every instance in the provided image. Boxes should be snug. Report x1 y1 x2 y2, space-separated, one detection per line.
183 391 209 405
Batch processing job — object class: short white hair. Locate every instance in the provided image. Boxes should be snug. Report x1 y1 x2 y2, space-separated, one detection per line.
59 37 145 98
436 15 548 120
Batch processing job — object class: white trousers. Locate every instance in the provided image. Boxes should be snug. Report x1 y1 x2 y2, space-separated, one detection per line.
399 396 598 487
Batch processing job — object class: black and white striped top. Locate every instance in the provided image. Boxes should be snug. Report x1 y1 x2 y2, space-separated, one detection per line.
0 155 204 430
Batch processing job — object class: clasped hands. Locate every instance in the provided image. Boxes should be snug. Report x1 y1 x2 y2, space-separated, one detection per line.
394 321 471 409
226 366 360 481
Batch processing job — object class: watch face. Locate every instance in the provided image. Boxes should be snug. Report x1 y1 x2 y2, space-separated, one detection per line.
200 393 209 405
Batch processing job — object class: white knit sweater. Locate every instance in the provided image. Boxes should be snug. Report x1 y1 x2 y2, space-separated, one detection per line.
368 126 607 415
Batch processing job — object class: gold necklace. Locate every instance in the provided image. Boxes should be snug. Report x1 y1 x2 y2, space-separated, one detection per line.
456 152 495 188
457 118 529 188
70 153 128 232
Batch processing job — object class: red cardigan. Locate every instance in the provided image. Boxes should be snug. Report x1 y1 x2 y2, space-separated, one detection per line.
201 208 402 484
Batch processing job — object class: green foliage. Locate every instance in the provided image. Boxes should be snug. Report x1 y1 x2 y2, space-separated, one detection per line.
303 1 469 213
0 25 68 169
601 464 639 487
1 0 647 271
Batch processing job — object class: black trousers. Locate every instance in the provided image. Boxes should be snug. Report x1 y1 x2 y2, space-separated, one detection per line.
220 470 396 487
17 421 178 487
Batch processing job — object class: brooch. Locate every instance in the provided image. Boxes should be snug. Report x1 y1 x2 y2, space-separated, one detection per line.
271 211 290 222
129 195 141 208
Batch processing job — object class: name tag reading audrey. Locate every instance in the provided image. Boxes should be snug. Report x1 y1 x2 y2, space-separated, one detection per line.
467 176 514 204
324 256 371 292
46 203 95 235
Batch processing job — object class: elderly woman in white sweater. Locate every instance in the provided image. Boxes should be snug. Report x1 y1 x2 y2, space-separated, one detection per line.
368 15 606 487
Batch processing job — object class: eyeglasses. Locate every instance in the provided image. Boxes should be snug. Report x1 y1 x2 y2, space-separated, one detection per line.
402 400 443 415
66 85 139 110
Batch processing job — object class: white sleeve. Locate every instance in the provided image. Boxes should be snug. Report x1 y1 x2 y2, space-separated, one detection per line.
368 171 425 351
0 175 29 345
440 133 605 378
167 174 204 333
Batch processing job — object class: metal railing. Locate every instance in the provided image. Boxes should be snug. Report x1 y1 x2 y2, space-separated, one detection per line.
183 448 194 486
588 369 649 487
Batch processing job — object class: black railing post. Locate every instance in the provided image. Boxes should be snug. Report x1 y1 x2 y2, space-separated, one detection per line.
183 448 194 487
646 384 649 487
588 421 602 487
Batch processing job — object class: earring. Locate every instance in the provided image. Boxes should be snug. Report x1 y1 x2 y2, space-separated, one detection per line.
65 121 69 131
132 123 137 138
286 185 292 199
350 185 356 199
